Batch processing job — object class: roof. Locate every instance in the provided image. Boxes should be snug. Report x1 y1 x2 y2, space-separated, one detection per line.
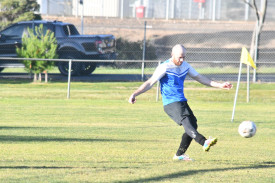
16 20 70 26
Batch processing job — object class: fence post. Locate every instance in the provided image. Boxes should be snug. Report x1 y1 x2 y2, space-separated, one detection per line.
253 28 259 83
67 59 72 99
156 61 161 102
81 1 84 34
212 0 216 21
166 0 170 20
120 0 124 19
245 0 250 20
188 0 192 19
142 21 147 81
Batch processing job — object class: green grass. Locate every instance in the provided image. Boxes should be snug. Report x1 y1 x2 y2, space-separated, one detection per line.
2 65 275 75
0 80 274 182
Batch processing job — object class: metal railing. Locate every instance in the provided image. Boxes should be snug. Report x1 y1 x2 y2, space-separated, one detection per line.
1 57 275 99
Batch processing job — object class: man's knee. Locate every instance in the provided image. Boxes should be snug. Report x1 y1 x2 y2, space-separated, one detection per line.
181 117 198 138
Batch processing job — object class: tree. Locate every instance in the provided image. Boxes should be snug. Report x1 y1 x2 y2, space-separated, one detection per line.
115 37 157 68
0 0 41 29
243 0 267 82
16 24 58 82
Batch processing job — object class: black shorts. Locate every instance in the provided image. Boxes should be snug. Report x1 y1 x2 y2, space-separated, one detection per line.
163 101 197 128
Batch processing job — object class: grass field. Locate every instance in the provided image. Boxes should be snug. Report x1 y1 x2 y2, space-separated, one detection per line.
2 65 275 75
0 79 274 182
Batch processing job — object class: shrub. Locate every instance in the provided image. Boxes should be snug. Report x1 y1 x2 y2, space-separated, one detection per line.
115 38 157 68
16 24 58 82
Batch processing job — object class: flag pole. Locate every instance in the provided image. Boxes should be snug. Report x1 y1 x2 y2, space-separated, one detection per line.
231 62 243 122
232 47 256 122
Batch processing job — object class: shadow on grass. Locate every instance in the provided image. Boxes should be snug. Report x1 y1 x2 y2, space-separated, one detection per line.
117 162 275 183
0 166 73 169
0 126 165 143
0 73 148 83
0 126 43 130
0 135 147 143
0 78 32 84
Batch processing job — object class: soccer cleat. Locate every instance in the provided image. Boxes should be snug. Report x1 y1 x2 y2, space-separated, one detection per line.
203 137 218 152
173 154 193 161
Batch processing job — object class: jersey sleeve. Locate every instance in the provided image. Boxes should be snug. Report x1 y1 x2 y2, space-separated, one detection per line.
187 63 199 77
151 64 166 82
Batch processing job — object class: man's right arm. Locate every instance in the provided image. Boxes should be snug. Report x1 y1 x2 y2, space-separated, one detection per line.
128 77 158 104
129 64 166 104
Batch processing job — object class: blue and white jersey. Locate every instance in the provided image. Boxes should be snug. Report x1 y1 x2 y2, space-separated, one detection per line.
151 59 199 106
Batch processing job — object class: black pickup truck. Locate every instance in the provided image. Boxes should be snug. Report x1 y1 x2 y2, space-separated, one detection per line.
0 20 116 75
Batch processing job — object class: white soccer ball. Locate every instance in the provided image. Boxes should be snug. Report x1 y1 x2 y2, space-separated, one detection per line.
238 121 257 138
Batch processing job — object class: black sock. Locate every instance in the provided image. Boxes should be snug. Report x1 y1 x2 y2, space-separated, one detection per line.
176 133 192 156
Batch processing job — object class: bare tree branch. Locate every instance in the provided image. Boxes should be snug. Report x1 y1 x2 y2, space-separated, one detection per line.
244 0 267 82
251 0 260 21
243 0 254 9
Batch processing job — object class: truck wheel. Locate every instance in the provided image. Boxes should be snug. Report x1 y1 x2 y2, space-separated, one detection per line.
57 62 81 76
79 62 97 75
58 54 81 76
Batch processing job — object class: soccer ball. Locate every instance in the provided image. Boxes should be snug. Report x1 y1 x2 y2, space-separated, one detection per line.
238 121 257 138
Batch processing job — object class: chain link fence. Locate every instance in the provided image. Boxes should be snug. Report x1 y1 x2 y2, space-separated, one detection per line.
1 18 275 82
0 1 275 82
87 19 275 82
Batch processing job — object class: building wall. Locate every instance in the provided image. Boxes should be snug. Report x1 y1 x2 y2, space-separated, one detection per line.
36 0 275 21
72 0 120 17
37 0 72 16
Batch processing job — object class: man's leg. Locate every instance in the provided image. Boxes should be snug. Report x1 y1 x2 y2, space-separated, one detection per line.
182 103 206 146
164 101 206 146
164 101 217 157
176 114 205 156
185 103 218 152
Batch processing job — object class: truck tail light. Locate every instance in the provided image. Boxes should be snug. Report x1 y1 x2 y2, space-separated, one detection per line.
95 40 103 53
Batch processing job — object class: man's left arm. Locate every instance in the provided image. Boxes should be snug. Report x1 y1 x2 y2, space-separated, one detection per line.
192 74 233 89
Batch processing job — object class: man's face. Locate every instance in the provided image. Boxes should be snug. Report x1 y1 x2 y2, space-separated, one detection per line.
172 49 186 66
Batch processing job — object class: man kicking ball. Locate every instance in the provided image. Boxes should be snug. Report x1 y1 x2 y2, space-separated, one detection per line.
128 44 233 161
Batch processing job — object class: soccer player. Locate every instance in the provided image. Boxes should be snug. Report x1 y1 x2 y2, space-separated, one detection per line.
128 44 233 161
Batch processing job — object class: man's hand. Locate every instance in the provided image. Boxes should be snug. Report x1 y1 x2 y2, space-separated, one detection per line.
220 82 233 90
128 94 136 104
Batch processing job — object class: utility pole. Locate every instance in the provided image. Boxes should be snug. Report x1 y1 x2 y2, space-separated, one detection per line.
80 0 84 34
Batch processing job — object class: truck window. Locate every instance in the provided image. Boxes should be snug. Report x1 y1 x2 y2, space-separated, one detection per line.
33 24 55 36
63 25 80 36
1 24 29 38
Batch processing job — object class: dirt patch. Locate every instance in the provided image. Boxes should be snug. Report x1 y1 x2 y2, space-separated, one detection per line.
42 15 275 48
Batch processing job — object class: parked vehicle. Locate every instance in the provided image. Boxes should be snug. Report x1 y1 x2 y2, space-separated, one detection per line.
0 20 116 75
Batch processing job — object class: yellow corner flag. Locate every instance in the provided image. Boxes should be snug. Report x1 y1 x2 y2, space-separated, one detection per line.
240 47 257 69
